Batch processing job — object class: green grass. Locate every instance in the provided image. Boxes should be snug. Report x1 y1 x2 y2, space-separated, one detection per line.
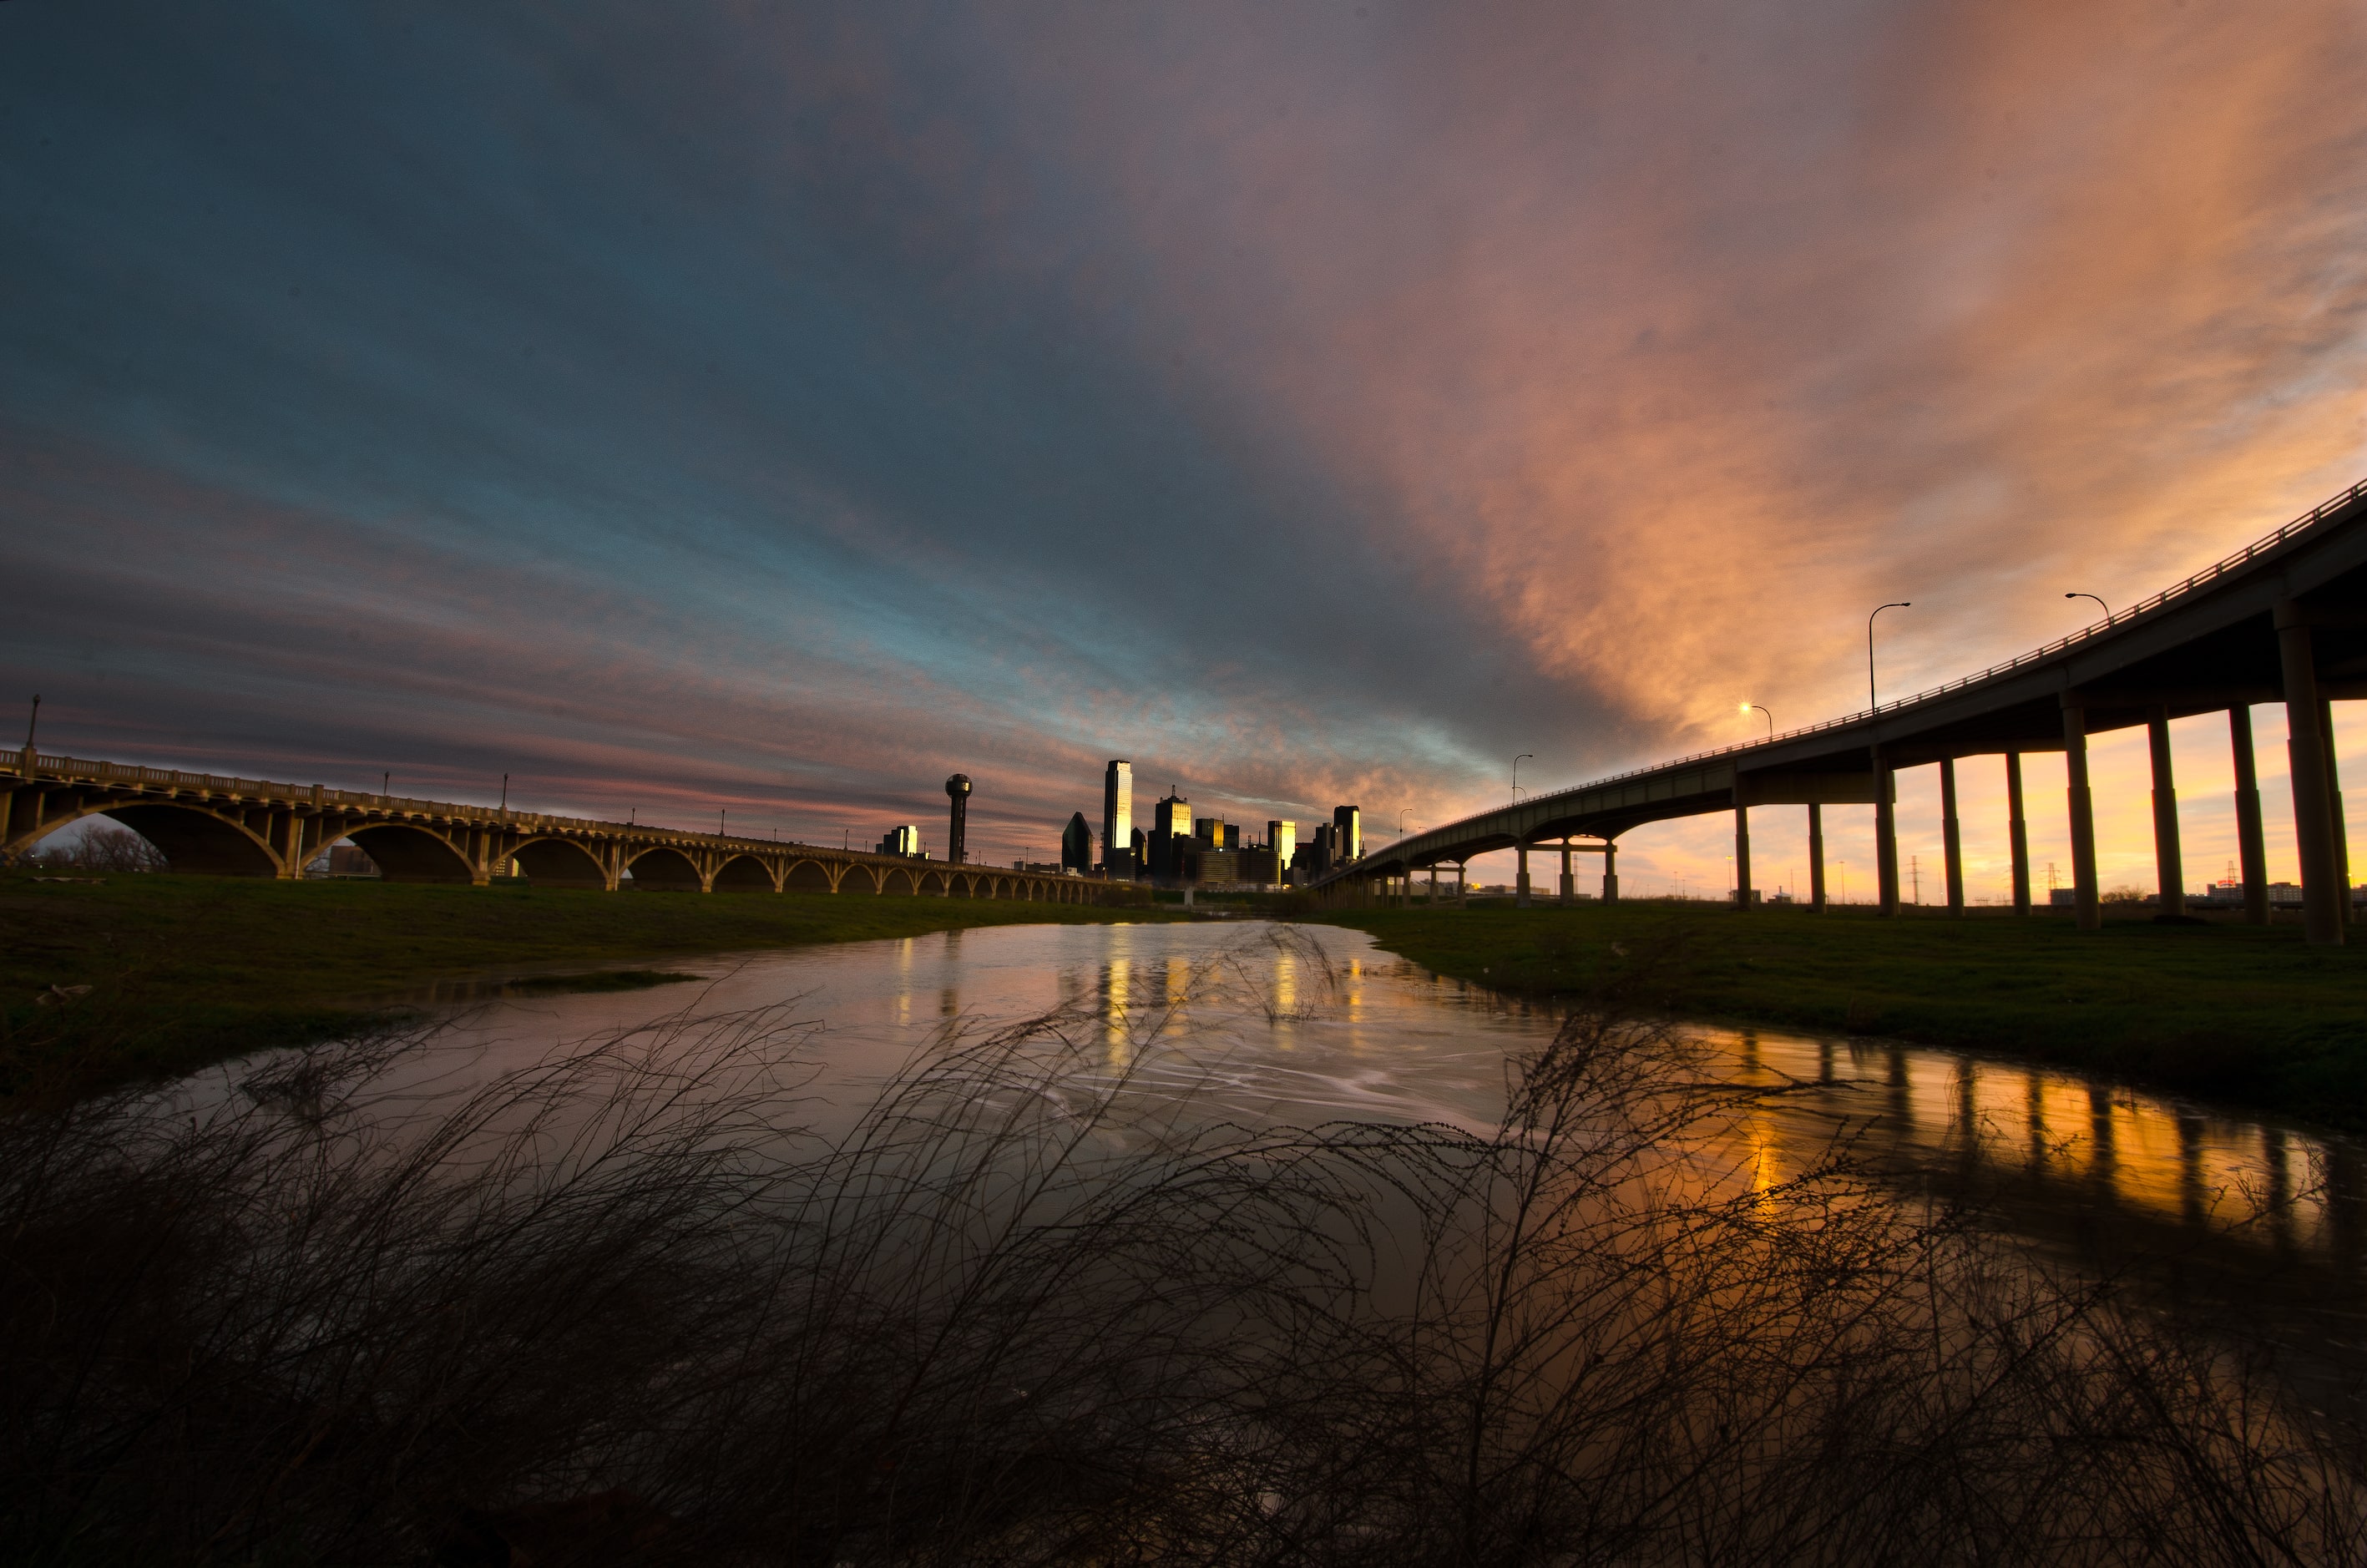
0 871 1166 1098
1318 901 2367 1128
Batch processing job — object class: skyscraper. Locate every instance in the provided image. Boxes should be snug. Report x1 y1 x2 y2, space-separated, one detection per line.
1061 812 1093 873
1269 820 1295 873
1101 761 1132 875
1334 804 1361 862
944 774 972 865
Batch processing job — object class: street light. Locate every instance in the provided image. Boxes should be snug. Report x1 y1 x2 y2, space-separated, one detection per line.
1397 807 1412 842
2065 591 2112 625
1868 603 1911 709
1512 753 1533 804
1742 702 1774 741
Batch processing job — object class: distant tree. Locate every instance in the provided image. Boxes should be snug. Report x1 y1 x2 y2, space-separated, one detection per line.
30 821 169 873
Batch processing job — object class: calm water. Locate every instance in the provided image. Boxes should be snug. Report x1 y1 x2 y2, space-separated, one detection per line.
232 919 2367 1362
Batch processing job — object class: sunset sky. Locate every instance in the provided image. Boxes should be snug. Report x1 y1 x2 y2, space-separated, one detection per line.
6 2 2365 893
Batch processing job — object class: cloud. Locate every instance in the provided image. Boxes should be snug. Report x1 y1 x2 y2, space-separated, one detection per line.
2 0 2363 880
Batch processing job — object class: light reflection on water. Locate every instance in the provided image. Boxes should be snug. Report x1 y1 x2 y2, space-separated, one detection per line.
289 919 2365 1345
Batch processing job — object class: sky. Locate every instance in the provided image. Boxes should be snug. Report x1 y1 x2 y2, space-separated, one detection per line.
5 1 2366 890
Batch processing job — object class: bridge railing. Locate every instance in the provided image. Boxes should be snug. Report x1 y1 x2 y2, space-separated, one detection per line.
1541 474 2367 803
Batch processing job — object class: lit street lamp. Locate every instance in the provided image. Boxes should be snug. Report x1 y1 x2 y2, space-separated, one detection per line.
1742 703 1774 741
1512 753 1533 804
1868 603 1910 709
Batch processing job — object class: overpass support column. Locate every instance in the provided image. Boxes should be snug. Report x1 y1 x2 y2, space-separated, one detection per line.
2061 696 2101 931
2276 602 2344 945
2324 700 2351 928
1559 842 1573 906
1601 842 1619 903
1457 862 1467 907
1874 746 1901 917
2229 706 2269 924
1733 807 1752 910
2147 706 2186 918
1516 843 1531 907
2006 751 2031 916
1808 805 1826 912
1428 863 1438 905
1940 760 1964 916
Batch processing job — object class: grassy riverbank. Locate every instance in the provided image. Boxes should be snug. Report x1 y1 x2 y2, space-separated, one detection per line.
0 871 1164 1097
1318 902 2367 1128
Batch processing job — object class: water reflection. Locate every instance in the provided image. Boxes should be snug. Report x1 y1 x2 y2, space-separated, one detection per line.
295 919 2364 1352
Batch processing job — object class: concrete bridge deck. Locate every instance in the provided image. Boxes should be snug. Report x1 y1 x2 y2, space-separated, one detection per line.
0 753 1116 904
1315 474 2367 944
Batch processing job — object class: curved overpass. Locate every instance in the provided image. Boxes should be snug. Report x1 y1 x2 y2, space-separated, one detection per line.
1312 475 2367 945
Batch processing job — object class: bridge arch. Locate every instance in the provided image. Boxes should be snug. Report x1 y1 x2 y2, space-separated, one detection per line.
625 845 704 891
16 802 282 878
881 866 918 896
711 853 777 893
511 836 609 888
783 858 836 893
347 822 477 884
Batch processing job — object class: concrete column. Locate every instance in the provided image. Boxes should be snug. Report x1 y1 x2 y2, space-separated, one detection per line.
2228 706 2268 923
1516 842 1531 907
2276 604 2344 945
2147 706 2185 918
1733 805 1752 909
2005 751 2031 916
2061 696 2101 931
1559 841 1573 906
1874 745 1901 916
1601 841 1619 903
1429 863 1438 905
2324 699 2351 926
1457 862 1467 907
1808 803 1826 912
1940 758 1964 917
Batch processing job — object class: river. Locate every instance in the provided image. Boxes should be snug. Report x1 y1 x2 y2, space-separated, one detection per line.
242 918 2367 1373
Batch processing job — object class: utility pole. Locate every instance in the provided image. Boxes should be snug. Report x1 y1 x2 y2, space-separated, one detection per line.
1910 853 1920 905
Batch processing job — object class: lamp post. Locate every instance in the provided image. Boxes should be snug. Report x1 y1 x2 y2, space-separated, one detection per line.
1512 753 1533 804
499 773 508 813
22 694 38 756
1868 603 1911 709
2066 592 2112 626
1397 807 1411 842
1744 703 1774 741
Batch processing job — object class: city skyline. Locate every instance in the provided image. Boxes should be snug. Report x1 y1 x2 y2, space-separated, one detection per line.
5 3 2365 898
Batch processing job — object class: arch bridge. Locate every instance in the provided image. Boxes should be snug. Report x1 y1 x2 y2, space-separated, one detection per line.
1313 475 2367 946
0 761 1119 906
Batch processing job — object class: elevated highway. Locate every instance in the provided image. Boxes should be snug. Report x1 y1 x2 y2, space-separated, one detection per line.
0 754 1115 904
1312 475 2367 945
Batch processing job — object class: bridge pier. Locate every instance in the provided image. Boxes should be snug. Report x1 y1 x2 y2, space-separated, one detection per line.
1429 863 1438 905
2147 706 2186 918
1804 806 1825 911
1559 841 1573 906
1874 745 1901 917
1516 842 1530 907
2062 696 2101 930
2276 604 2344 944
2006 751 2031 915
2230 706 2269 923
1457 861 1468 907
1732 806 1752 909
1601 842 1617 903
2325 699 2352 928
1940 759 1963 917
